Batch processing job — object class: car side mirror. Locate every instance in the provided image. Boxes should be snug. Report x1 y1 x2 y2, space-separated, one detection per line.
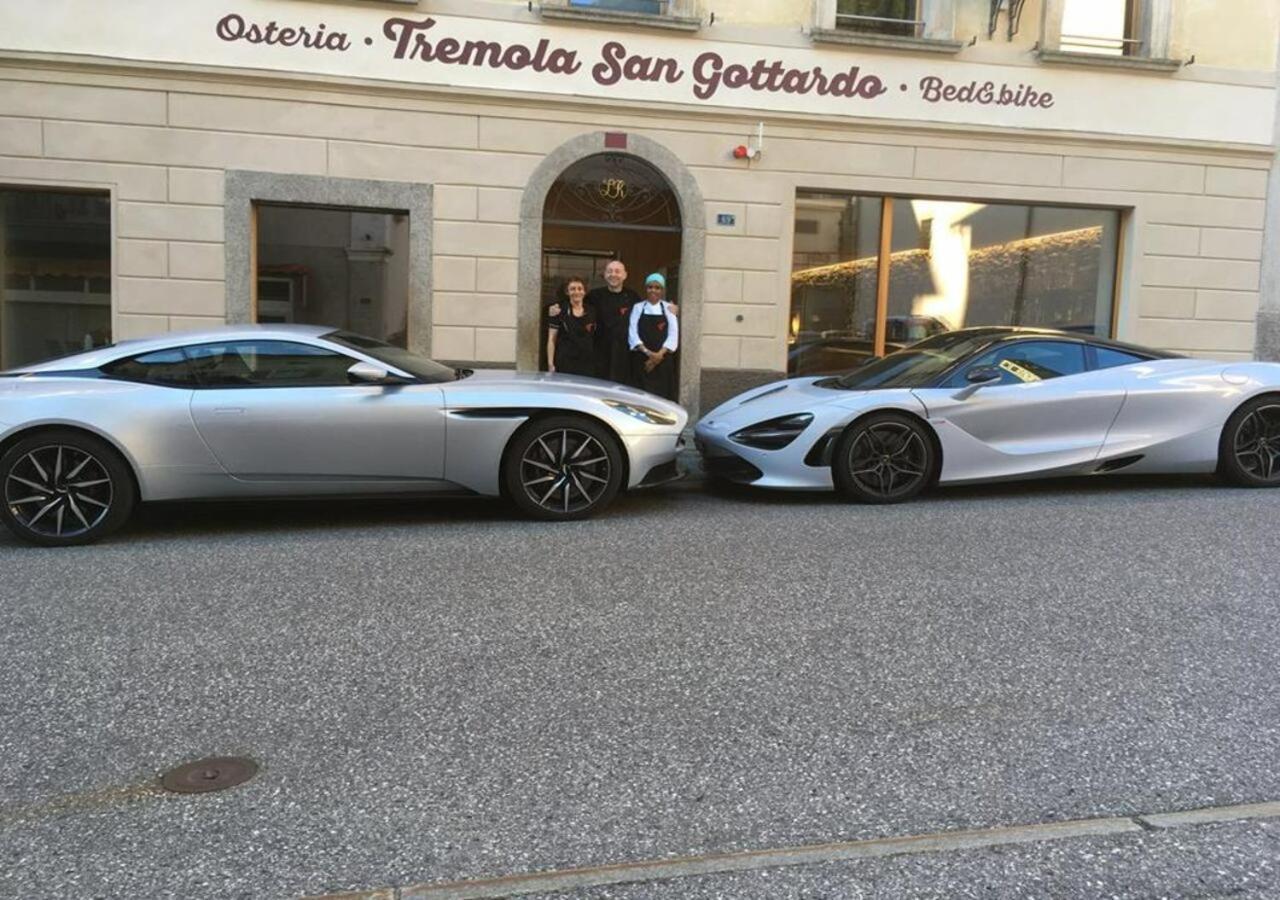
348 361 395 384
952 365 1003 400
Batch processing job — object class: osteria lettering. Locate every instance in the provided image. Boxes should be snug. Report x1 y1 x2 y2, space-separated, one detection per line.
213 12 1057 113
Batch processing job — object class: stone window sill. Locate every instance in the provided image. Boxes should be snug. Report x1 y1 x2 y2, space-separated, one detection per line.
538 6 702 32
811 28 965 54
1036 48 1183 72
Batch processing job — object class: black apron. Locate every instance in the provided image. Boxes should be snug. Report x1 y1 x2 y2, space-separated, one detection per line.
586 286 640 384
632 303 678 401
553 307 598 377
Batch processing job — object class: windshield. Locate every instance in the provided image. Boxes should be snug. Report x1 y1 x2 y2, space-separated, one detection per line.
325 331 458 383
830 331 1003 390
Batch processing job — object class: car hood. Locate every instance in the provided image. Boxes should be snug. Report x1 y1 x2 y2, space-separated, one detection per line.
699 377 837 422
458 368 658 395
448 369 685 413
698 376 923 432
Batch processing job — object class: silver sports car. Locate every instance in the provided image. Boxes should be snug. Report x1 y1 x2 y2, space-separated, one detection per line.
0 325 686 545
697 327 1280 502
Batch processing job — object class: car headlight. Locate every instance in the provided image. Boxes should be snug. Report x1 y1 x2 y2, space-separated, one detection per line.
602 398 680 426
730 413 814 450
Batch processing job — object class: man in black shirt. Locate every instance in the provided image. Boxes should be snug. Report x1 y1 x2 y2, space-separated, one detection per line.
585 259 642 383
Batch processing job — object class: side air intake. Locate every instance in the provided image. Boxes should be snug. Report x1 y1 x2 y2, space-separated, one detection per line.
1094 455 1144 473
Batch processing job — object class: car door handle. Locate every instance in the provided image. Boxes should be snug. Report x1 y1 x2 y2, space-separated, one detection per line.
212 407 245 415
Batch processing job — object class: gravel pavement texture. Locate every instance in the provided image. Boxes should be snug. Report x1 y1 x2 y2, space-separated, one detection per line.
1 473 1277 898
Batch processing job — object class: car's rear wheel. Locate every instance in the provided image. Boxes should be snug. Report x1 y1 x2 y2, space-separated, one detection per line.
1219 396 1280 487
0 429 136 546
832 413 937 504
503 416 624 520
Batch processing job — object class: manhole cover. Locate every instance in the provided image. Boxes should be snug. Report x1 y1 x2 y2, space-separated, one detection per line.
159 756 259 794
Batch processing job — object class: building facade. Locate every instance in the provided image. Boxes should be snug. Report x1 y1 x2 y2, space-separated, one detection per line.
0 0 1277 415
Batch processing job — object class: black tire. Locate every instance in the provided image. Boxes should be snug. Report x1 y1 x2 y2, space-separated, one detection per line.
0 429 136 546
832 412 938 504
503 415 624 520
1218 396 1280 487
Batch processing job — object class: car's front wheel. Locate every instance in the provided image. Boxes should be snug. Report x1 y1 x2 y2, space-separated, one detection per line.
503 416 624 520
0 429 136 546
1219 396 1280 487
832 412 938 504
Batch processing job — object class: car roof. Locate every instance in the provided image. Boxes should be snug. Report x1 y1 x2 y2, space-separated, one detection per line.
936 326 1182 360
9 324 337 373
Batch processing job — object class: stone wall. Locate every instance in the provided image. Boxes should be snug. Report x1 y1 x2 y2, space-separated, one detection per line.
0 56 1270 408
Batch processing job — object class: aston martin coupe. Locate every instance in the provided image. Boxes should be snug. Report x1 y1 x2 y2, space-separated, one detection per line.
696 327 1280 502
0 326 687 545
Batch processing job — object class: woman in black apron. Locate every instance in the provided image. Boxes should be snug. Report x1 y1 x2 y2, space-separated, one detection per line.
547 276 598 377
628 273 679 400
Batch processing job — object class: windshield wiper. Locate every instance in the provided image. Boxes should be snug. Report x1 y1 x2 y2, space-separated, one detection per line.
453 367 474 380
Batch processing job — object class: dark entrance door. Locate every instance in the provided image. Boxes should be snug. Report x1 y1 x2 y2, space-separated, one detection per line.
540 153 683 378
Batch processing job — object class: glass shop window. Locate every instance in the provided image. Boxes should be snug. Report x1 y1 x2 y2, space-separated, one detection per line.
255 204 410 347
789 192 1121 376
789 194 884 375
0 188 111 370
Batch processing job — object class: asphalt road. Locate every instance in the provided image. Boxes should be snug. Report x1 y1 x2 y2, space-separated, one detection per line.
1 473 1278 899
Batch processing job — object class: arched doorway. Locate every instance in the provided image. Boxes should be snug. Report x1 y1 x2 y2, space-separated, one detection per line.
539 153 682 381
518 133 706 416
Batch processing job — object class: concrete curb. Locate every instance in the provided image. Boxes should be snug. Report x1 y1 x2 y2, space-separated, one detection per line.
1138 800 1280 830
310 799 1280 900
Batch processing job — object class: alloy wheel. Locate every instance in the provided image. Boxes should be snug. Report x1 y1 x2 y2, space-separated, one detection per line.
4 444 114 539
1233 403 1280 482
519 428 613 514
846 421 930 499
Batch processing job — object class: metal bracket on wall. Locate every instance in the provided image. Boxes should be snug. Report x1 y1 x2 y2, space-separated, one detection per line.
988 0 1028 40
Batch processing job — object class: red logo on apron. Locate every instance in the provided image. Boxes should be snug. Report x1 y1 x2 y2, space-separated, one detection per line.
586 323 596 333
656 320 666 332
619 306 628 317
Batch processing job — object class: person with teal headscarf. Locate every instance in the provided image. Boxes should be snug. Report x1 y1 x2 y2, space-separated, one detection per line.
628 272 680 400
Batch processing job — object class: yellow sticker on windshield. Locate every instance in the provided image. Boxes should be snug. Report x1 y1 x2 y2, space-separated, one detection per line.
999 358 1042 383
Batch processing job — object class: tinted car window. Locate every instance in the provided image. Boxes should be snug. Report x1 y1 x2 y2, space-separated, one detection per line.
1094 347 1149 370
832 331 1003 390
947 341 1087 387
324 331 457 383
184 341 355 388
102 348 198 387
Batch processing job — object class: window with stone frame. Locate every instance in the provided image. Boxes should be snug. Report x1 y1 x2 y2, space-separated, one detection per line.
814 0 957 45
1059 0 1141 56
254 204 410 348
566 0 669 13
541 0 700 30
1041 0 1175 64
836 0 921 37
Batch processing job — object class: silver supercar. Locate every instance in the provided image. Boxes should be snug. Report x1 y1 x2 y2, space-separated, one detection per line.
0 325 686 545
697 327 1280 503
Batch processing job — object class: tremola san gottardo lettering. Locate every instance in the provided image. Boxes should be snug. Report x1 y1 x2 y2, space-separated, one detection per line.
214 13 1055 112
